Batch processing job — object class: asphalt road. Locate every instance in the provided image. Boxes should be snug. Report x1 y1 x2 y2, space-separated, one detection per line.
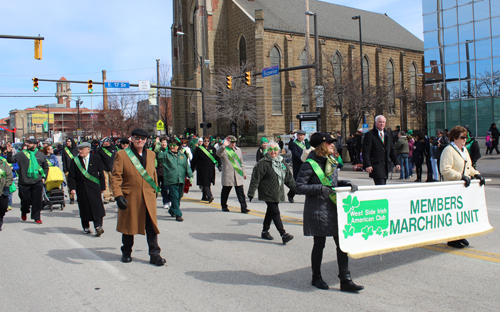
1 148 499 312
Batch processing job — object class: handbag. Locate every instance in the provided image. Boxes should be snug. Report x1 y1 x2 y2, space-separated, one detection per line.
9 182 16 194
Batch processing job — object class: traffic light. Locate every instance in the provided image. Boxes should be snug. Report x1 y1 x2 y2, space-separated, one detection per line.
226 76 232 90
32 77 39 92
87 80 93 93
245 71 251 86
34 40 42 60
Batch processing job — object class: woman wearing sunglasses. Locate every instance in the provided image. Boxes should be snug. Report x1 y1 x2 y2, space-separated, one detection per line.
440 125 485 248
247 142 295 244
157 138 193 222
191 136 221 203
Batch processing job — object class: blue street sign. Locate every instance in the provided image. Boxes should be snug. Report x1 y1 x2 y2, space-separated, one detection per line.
104 81 130 88
262 65 279 77
362 123 369 133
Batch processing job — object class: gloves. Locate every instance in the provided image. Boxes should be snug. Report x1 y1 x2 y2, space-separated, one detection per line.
218 166 222 172
345 182 358 192
116 196 129 210
322 185 334 197
461 175 471 188
189 178 194 185
248 196 253 202
304 139 311 149
474 174 486 186
2 186 9 197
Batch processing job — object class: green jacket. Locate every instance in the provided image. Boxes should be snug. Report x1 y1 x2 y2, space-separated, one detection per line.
248 154 295 203
0 159 13 191
157 149 193 185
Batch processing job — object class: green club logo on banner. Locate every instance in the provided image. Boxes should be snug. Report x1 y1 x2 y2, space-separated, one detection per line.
342 195 389 240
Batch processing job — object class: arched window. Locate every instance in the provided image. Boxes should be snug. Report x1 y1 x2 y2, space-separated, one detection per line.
332 51 342 114
300 50 309 112
270 46 282 113
239 36 247 67
363 55 370 89
410 63 417 99
386 60 396 115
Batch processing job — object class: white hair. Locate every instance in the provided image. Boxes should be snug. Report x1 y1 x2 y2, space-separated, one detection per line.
268 141 280 149
375 115 386 122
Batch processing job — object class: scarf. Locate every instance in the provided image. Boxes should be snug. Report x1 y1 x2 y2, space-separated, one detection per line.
26 150 41 179
325 155 339 180
271 155 286 187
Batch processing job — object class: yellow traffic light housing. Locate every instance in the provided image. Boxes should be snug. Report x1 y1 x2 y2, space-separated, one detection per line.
32 77 39 92
226 76 232 90
245 71 251 86
87 80 93 93
34 40 42 60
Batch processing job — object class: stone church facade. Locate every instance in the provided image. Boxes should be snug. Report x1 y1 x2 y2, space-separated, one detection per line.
171 0 425 138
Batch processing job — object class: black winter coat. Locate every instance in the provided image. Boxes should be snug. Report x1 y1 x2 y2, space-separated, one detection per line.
191 145 220 186
62 138 78 173
413 140 426 164
7 150 49 185
289 140 305 179
295 151 351 237
98 146 117 172
362 128 399 179
68 154 106 221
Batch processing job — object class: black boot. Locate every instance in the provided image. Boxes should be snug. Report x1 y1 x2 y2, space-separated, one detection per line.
311 274 329 290
339 274 364 292
0 218 3 231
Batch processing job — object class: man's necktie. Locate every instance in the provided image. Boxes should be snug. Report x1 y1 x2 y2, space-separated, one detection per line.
83 158 88 170
380 132 385 143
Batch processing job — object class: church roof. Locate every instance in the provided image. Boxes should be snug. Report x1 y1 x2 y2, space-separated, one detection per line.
59 76 67 81
233 0 423 52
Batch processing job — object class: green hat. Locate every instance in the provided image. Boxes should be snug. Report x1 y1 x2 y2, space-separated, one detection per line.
260 137 268 144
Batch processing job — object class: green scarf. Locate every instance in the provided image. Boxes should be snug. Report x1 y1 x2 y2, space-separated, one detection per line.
325 155 339 180
25 150 41 179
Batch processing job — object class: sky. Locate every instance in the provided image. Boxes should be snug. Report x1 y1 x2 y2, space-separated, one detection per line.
0 0 424 120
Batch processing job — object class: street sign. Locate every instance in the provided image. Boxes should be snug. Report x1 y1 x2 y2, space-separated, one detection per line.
315 85 324 108
156 120 164 131
362 123 369 133
262 65 279 77
104 81 130 88
138 80 151 91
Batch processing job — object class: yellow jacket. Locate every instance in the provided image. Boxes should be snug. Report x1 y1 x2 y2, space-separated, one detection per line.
440 144 480 181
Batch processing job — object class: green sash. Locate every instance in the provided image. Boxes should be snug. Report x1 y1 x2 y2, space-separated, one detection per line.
225 147 243 176
64 147 74 160
294 140 306 149
124 148 160 193
305 159 336 204
0 167 6 178
102 148 112 157
22 151 45 178
46 159 53 167
74 157 101 185
200 146 218 166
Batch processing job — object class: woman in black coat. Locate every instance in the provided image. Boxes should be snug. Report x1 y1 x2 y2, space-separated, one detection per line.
191 136 221 202
295 132 363 292
412 131 426 182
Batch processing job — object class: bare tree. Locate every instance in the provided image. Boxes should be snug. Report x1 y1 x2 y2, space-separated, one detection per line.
96 92 139 137
205 62 258 137
150 62 173 134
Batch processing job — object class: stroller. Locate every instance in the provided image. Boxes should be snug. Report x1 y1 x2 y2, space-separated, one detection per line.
43 166 66 211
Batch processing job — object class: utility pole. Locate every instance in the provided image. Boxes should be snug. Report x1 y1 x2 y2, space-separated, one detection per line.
156 58 161 132
76 97 82 141
102 70 108 110
304 0 313 113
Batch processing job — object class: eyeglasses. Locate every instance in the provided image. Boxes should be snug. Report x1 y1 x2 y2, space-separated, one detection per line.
133 136 147 141
268 147 280 152
460 136 468 140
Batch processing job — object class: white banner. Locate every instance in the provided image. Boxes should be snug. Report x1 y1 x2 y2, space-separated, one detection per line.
336 180 494 259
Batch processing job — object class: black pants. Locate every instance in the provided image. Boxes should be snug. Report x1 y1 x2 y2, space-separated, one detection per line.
0 195 9 224
19 181 43 221
202 186 213 200
373 178 387 185
311 236 349 279
81 218 103 230
121 211 160 258
415 163 423 180
221 185 247 209
263 202 285 236
492 143 500 154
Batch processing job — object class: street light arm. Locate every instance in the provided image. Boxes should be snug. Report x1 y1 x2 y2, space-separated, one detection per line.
176 31 201 60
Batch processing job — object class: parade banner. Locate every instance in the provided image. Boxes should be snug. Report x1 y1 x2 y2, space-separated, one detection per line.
336 180 494 259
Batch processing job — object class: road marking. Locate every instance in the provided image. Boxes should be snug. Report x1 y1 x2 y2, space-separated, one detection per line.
51 228 127 281
181 196 500 264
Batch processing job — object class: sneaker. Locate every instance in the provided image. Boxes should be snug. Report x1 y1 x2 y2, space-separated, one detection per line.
163 203 169 209
21 213 27 221
35 220 43 224
95 227 104 237
103 200 109 204
83 228 92 234
109 198 115 202
7 206 12 211
261 231 274 240
281 233 294 244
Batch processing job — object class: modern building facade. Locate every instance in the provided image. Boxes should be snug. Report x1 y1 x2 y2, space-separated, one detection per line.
171 0 424 137
424 0 500 136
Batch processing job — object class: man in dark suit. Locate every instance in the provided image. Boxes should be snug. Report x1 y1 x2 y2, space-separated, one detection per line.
362 115 400 185
288 130 309 203
68 142 106 236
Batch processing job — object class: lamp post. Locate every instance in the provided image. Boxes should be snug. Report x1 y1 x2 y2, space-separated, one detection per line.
46 104 50 142
76 97 82 141
352 15 365 124
177 31 207 135
156 58 161 131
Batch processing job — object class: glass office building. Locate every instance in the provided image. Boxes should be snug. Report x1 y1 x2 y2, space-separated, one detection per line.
423 0 500 136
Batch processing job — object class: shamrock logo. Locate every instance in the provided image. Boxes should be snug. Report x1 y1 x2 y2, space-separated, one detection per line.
343 224 354 239
361 226 374 240
382 230 388 237
342 195 360 213
375 226 383 236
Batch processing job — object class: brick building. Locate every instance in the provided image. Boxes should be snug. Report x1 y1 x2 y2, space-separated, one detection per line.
171 0 425 138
